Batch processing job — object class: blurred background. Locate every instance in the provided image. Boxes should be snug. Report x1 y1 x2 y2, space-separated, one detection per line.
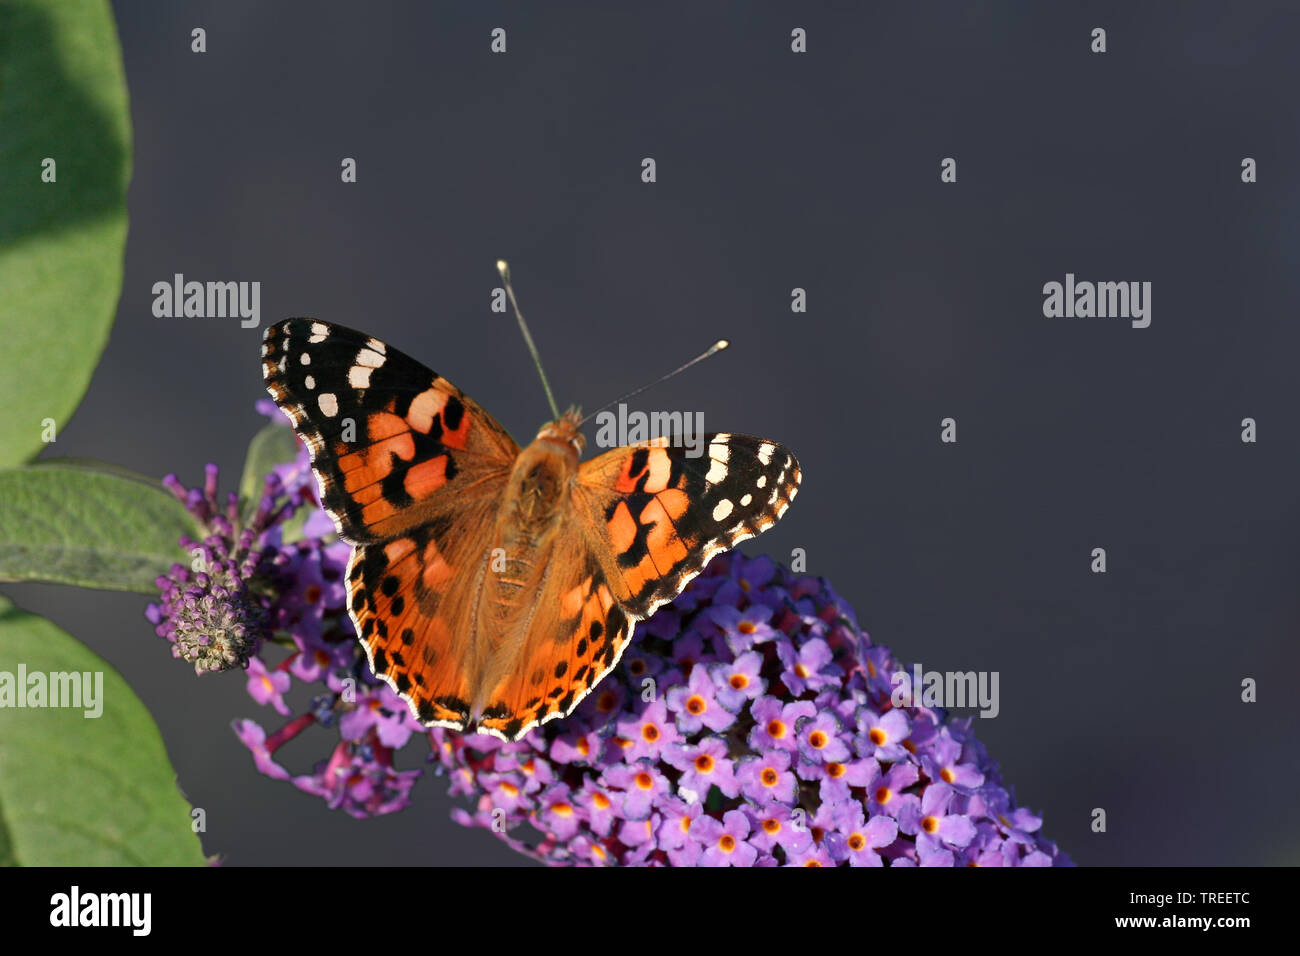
7 0 1300 865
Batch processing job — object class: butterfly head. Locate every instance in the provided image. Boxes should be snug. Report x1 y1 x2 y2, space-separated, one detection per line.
534 406 586 458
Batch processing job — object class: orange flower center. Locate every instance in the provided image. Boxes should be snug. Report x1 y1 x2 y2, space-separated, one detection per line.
763 818 781 834
875 786 893 805
552 803 573 817
597 692 616 713
808 730 828 749
794 664 810 678
593 792 610 810
642 724 660 742
738 620 756 634
826 762 845 779
694 755 715 773
635 772 653 790
921 816 939 834
760 768 779 787
719 835 736 853
686 695 706 715
868 728 887 746
767 719 786 739
848 833 866 851
729 674 749 690
500 782 519 797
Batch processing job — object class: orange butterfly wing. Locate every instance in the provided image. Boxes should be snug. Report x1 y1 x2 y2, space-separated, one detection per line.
345 507 501 729
263 319 517 728
473 537 632 740
574 434 801 618
263 319 518 543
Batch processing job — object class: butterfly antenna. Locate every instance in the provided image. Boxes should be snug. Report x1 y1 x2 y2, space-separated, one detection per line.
497 260 561 420
577 338 729 427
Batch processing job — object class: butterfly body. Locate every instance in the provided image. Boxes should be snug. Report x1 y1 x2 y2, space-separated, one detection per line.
263 317 800 740
471 412 585 714
504 414 584 532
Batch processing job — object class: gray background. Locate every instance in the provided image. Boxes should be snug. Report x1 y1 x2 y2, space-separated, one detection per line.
8 1 1300 865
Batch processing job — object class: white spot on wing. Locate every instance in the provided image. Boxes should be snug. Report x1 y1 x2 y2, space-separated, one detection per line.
756 474 767 489
757 442 775 465
304 375 316 389
300 352 311 365
740 493 752 506
349 365 374 389
309 322 329 343
712 499 733 522
319 393 339 416
355 347 385 368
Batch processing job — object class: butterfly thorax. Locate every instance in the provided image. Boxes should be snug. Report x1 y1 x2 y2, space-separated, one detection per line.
505 443 575 533
505 409 584 527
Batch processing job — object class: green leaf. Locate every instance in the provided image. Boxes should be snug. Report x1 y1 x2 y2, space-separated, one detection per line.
238 422 301 515
0 597 207 865
0 0 133 467
31 456 170 488
0 464 199 592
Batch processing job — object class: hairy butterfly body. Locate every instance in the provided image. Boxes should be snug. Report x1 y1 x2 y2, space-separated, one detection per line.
263 317 800 740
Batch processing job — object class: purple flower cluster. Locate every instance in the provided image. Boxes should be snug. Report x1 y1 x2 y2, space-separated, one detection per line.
147 403 424 817
150 401 1071 861
147 464 288 673
431 554 1072 866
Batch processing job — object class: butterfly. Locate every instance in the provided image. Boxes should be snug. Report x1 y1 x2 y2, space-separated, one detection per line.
262 316 801 740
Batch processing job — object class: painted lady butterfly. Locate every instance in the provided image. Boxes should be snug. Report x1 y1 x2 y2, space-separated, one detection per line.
262 312 800 741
